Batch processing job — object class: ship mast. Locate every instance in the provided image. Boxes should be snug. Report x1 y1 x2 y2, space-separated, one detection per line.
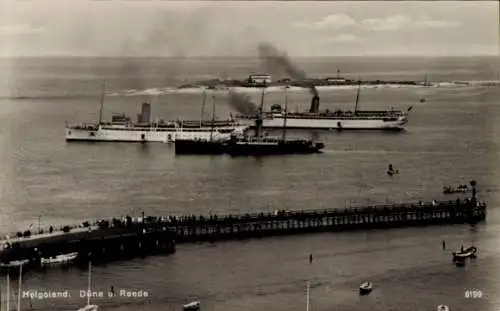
254 88 265 138
98 81 106 126
282 86 289 141
200 90 207 128
16 263 22 311
354 79 361 114
306 281 310 311
210 96 216 141
6 272 10 311
259 88 265 113
87 259 92 307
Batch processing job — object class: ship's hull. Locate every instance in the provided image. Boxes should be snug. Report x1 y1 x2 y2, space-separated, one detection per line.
236 116 407 130
174 138 324 156
225 140 324 156
65 127 242 143
174 139 226 155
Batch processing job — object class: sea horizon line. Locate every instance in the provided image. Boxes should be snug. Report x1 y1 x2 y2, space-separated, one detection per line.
0 54 498 59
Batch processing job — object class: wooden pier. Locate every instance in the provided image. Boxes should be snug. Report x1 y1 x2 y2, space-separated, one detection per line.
169 198 486 243
0 195 487 274
0 221 176 274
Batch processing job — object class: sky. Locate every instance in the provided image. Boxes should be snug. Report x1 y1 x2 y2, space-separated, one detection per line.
0 0 498 57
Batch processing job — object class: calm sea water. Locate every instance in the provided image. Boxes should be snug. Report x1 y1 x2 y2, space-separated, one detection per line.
0 56 499 311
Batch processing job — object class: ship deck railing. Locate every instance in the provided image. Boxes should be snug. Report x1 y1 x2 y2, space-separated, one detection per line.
94 125 243 132
236 114 406 121
66 123 99 130
69 119 241 130
236 136 313 144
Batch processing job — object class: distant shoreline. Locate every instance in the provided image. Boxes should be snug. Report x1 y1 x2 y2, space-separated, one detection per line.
0 55 497 59
182 79 427 89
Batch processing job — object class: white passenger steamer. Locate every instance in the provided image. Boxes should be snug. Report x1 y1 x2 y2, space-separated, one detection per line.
65 84 245 143
235 86 413 131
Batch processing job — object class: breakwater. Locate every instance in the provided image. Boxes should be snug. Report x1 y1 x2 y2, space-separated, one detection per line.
0 197 486 274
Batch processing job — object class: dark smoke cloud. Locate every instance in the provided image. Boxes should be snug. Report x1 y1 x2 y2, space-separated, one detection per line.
227 91 259 115
257 43 307 79
257 42 318 97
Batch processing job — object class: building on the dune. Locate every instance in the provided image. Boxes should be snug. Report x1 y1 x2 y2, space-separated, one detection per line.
247 74 272 86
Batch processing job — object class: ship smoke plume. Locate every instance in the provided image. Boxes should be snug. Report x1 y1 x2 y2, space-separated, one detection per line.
227 91 259 114
257 42 318 97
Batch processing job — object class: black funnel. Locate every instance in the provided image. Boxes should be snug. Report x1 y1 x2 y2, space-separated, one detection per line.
309 96 320 113
254 118 263 137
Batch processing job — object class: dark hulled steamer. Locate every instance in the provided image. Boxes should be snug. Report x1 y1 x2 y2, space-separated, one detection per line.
174 139 227 155
175 88 324 156
224 88 324 156
224 116 324 156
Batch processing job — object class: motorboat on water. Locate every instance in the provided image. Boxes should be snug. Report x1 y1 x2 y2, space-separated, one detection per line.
359 281 372 295
443 184 470 194
183 301 200 311
0 259 30 274
436 304 450 311
452 246 478 261
41 252 78 266
0 259 30 268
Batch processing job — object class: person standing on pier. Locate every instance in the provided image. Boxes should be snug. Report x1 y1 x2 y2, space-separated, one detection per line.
309 254 313 264
442 240 446 250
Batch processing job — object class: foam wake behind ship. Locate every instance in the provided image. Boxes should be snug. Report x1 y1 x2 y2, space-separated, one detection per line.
235 85 413 131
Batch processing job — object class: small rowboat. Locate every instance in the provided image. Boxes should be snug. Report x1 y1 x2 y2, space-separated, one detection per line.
443 185 469 194
0 259 29 268
77 305 98 311
359 281 372 295
452 246 477 261
183 301 200 311
436 304 450 311
41 252 78 266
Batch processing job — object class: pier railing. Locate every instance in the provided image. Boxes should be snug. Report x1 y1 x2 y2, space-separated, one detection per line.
164 199 486 242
